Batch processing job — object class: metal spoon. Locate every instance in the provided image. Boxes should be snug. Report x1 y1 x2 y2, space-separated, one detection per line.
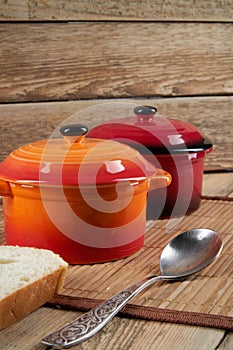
41 228 223 348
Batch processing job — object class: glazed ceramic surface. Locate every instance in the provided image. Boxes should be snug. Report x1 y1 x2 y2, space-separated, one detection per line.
88 106 213 219
0 125 171 263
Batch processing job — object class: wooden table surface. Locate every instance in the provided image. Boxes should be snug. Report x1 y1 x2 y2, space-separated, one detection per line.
0 171 232 350
1 1 233 348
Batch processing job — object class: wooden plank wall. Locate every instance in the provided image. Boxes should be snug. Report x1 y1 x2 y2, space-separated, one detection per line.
0 1 232 170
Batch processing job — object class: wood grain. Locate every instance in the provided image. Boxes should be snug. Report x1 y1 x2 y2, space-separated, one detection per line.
0 1 232 349
203 173 233 197
1 0 233 22
218 332 233 350
1 22 233 102
0 97 232 169
0 307 225 350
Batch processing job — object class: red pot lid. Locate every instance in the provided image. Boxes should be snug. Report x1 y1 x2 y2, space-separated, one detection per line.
0 124 158 186
88 106 213 154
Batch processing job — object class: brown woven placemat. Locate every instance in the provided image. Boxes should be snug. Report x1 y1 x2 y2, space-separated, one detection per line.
46 197 233 330
0 197 232 329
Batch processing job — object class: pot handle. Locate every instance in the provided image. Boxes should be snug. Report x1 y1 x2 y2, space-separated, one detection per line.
148 169 172 191
0 179 12 197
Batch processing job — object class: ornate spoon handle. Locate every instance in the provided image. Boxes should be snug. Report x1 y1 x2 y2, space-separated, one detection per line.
41 275 162 348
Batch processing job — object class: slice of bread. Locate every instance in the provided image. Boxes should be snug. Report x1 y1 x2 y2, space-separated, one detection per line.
0 245 68 330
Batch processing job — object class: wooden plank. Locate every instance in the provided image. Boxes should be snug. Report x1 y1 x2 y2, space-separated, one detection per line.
1 0 233 22
0 96 232 170
217 332 233 350
0 22 233 102
203 173 233 197
0 306 225 350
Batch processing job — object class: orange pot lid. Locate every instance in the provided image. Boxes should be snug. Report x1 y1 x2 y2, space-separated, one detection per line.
0 125 158 186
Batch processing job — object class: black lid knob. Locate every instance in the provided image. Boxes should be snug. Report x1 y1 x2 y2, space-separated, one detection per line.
60 124 88 137
134 106 157 115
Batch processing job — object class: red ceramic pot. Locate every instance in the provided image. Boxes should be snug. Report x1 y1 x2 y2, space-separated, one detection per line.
88 106 213 219
0 125 171 263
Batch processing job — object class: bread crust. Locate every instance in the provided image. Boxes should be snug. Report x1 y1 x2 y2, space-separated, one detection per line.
0 266 67 330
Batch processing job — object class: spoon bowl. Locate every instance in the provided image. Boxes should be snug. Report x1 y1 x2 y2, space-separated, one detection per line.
42 228 223 348
160 228 223 277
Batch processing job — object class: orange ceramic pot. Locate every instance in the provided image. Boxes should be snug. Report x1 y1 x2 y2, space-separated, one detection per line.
0 125 171 264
